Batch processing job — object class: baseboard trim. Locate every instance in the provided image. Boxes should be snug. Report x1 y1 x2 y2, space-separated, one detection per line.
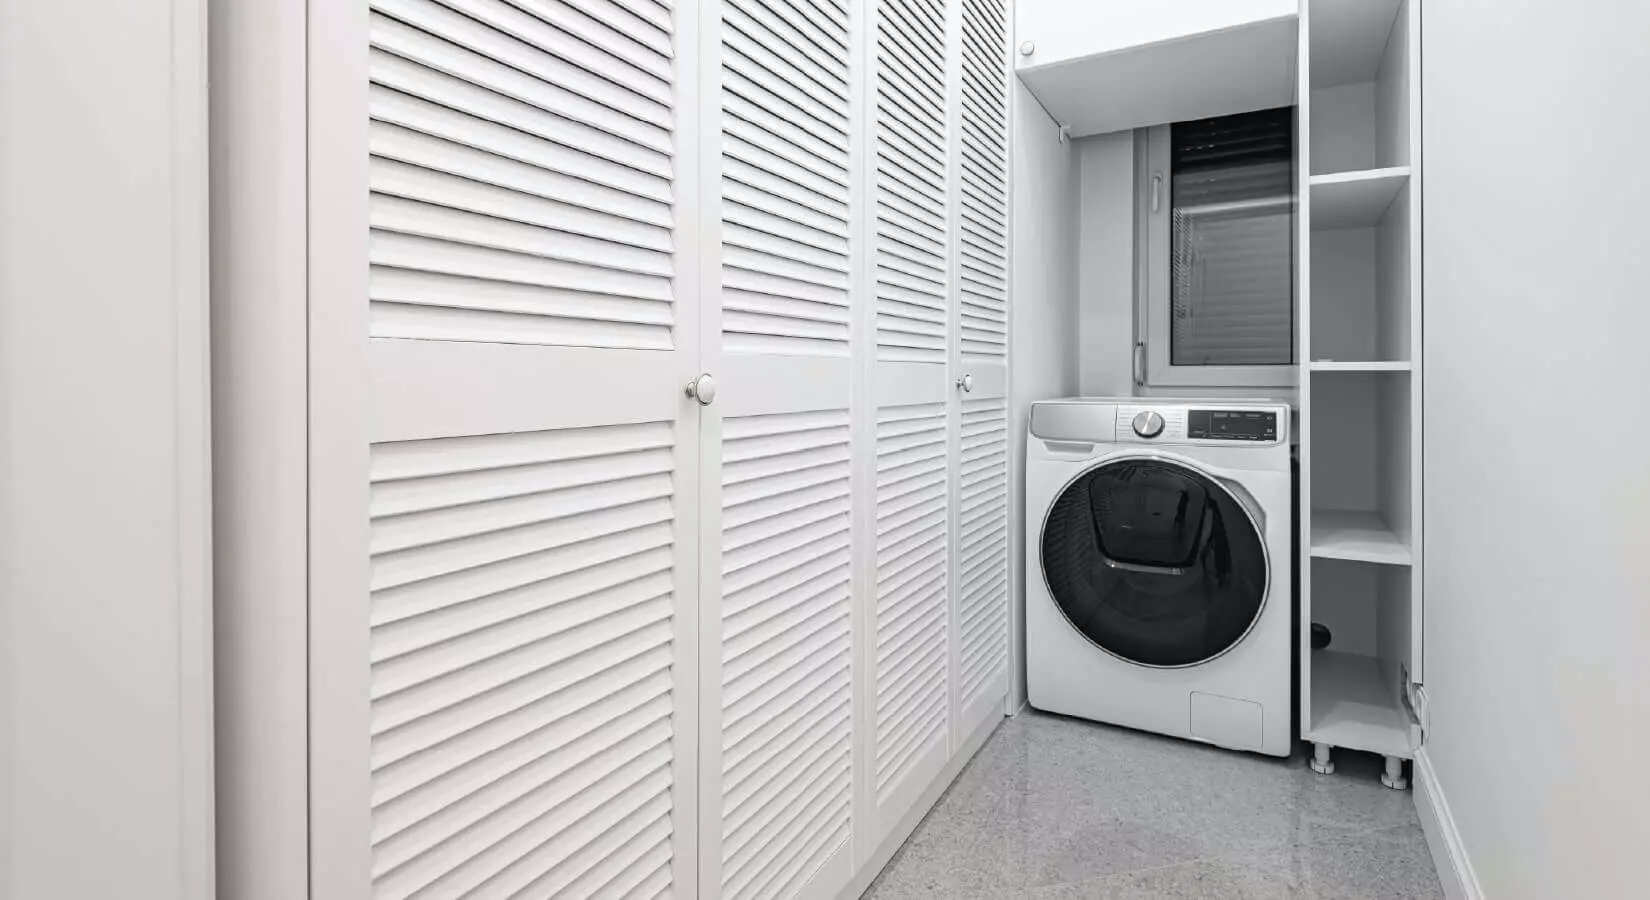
1414 748 1484 900
835 708 1003 900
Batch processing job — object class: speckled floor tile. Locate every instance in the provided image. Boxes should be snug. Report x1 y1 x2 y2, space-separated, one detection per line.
861 711 1442 900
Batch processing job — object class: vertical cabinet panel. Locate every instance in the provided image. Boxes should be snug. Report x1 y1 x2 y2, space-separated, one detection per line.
859 0 959 863
324 0 703 897
705 0 858 897
950 0 1011 740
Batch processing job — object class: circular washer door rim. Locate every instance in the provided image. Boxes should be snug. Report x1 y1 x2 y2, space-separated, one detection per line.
1037 451 1272 669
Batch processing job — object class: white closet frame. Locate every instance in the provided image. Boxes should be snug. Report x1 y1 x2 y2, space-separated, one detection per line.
212 0 1015 896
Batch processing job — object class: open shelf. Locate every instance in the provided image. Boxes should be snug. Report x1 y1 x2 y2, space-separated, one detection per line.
1309 373 1414 548
1310 216 1413 370
1307 0 1412 176
1309 360 1411 372
1311 509 1411 565
1307 649 1415 758
1309 168 1408 230
1309 0 1404 89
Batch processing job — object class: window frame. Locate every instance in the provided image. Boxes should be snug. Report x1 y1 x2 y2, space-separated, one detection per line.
1135 124 1298 389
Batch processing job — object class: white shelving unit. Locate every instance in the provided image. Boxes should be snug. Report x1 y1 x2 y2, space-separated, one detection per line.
1299 0 1424 788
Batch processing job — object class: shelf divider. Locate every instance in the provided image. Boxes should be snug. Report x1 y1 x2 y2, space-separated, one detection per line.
1310 509 1412 565
1309 167 1409 230
1309 361 1412 372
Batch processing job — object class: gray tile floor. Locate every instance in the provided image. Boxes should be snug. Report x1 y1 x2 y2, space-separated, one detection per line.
862 711 1443 899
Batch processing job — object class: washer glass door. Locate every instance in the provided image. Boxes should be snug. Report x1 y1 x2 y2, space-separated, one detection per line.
1040 458 1268 667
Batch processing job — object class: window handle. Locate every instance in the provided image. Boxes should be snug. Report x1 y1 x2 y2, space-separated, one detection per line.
1133 341 1146 387
1151 173 1163 213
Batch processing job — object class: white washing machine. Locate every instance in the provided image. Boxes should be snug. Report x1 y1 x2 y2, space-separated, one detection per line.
1026 398 1293 757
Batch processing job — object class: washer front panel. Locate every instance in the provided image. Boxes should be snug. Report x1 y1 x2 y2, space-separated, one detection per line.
1040 456 1269 668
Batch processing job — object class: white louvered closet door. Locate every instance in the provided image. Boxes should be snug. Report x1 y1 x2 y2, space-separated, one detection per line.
697 0 859 898
859 0 957 857
308 1 704 897
949 0 1011 744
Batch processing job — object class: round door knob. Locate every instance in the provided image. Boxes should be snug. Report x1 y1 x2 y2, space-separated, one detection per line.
685 373 716 406
1019 41 1035 57
1132 410 1165 438
956 374 974 393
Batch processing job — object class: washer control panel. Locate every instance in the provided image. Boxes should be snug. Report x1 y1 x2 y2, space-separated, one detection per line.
1187 408 1279 442
1114 404 1285 445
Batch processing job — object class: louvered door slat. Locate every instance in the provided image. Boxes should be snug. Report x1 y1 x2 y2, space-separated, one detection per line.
367 424 680 900
372 2 671 133
957 0 1009 360
720 0 851 359
555 0 674 56
717 409 853 900
368 0 684 350
956 398 1008 711
876 0 949 362
367 75 671 191
724 8 847 106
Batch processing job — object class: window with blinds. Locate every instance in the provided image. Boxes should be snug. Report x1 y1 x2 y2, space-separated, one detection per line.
1168 108 1294 367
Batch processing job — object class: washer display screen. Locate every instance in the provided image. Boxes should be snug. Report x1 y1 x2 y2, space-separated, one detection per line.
1041 459 1267 667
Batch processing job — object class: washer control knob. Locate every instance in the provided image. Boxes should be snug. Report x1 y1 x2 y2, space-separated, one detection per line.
1132 410 1165 439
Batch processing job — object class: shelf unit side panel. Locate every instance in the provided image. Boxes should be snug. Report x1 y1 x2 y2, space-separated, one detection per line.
1376 564 1414 683
1374 0 1412 169
1376 354 1414 554
1375 187 1413 362
1296 0 1316 740
1404 0 1425 684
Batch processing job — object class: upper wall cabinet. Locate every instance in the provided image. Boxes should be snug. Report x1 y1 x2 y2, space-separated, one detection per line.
1015 0 1299 137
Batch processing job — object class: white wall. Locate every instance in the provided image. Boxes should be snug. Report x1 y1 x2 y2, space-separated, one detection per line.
1008 79 1080 711
0 3 214 899
1077 132 1137 397
210 0 311 897
1421 2 1650 896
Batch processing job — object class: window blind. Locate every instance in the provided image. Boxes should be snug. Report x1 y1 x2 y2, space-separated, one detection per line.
1169 107 1295 366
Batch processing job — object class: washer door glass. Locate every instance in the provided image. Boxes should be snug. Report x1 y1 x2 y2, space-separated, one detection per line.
1041 458 1267 667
